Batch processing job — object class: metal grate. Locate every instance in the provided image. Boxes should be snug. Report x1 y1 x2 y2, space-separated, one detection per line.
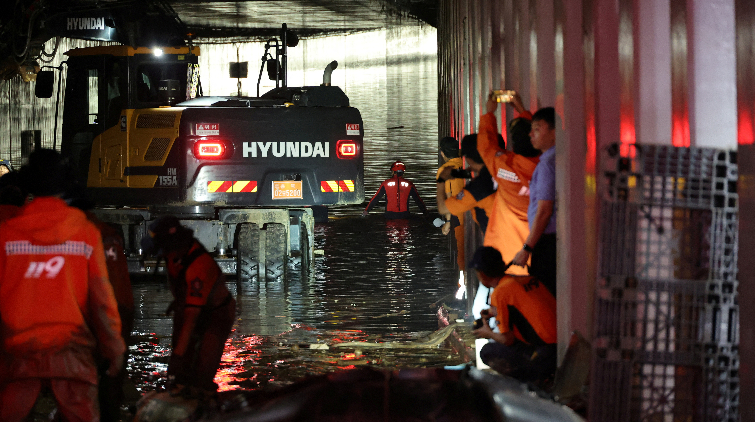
143 138 172 161
640 145 738 210
136 113 176 128
591 144 739 422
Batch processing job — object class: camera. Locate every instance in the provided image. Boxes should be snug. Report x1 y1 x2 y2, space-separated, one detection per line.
450 168 472 179
473 318 484 330
492 89 516 103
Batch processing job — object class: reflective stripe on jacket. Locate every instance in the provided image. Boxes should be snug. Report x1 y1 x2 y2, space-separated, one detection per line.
364 175 427 216
478 112 539 274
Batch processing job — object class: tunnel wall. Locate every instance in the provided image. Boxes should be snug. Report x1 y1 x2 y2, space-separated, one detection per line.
735 0 755 420
437 0 745 419
438 0 595 368
0 38 111 165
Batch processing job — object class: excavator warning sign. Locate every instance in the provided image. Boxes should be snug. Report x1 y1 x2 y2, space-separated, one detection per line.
196 123 219 136
346 124 360 136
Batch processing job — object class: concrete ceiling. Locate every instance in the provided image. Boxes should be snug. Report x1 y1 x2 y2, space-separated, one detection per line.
0 0 437 80
170 0 438 39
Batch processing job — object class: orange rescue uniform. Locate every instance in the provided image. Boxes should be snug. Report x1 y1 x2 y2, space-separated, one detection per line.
165 240 235 391
444 166 495 233
0 204 20 222
491 275 557 345
0 197 124 421
477 112 538 274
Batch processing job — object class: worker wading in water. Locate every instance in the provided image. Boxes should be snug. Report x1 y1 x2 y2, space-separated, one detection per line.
363 161 427 219
141 216 235 397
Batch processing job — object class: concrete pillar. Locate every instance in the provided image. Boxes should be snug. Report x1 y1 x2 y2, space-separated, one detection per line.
736 0 754 419
490 0 504 103
636 0 672 145
689 0 737 149
594 0 622 150
618 0 635 151
670 0 690 146
555 0 591 360
535 0 556 109
523 0 536 112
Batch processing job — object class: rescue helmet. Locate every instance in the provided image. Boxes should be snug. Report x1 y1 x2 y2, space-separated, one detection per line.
391 161 406 173
140 215 194 256
0 159 12 172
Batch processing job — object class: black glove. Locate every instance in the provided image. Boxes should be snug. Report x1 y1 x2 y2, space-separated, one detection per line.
450 168 472 179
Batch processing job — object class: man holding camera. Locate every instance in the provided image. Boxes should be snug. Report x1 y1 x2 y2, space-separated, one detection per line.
477 91 540 276
469 246 557 386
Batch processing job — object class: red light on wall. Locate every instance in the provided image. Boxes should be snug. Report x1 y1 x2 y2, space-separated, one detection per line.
738 110 754 145
194 141 226 159
336 140 358 159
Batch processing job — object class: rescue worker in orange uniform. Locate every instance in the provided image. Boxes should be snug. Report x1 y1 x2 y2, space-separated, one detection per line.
470 246 557 386
363 161 428 219
478 91 540 275
0 149 125 422
437 133 506 319
436 134 496 234
141 216 236 396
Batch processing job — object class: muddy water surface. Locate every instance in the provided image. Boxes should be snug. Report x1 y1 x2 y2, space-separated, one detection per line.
126 25 466 399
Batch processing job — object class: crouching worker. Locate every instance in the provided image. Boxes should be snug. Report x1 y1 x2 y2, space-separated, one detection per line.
469 246 557 387
141 216 235 397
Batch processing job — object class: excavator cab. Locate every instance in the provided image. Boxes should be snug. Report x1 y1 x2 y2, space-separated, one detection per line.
37 46 199 188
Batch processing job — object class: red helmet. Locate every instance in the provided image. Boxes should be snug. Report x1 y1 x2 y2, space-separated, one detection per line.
391 161 406 172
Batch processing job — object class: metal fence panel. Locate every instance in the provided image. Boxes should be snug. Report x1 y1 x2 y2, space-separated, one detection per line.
591 144 739 422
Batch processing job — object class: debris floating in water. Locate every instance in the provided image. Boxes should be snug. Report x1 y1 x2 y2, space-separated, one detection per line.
308 343 330 350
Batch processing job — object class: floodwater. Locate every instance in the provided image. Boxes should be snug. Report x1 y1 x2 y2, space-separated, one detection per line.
126 25 466 401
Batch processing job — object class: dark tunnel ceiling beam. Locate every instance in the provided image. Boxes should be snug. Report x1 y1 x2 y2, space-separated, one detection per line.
187 26 385 40
167 0 438 37
38 0 438 37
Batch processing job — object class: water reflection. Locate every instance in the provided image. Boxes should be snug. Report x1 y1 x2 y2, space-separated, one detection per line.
128 24 461 399
128 214 462 395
